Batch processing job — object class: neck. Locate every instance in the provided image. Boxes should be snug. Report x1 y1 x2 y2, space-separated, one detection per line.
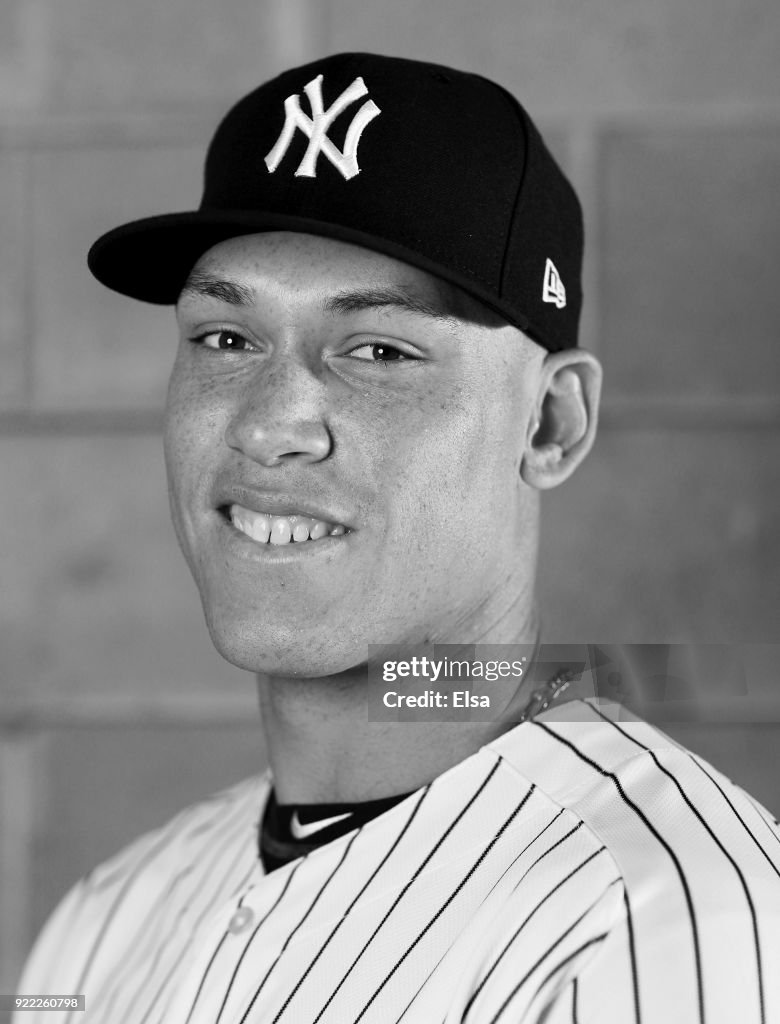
256 594 541 804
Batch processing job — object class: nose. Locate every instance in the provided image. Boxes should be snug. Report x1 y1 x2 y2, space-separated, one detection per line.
224 356 332 467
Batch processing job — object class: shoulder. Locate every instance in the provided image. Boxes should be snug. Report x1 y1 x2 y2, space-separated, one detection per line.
491 697 780 875
81 771 266 896
16 773 267 998
469 699 780 1022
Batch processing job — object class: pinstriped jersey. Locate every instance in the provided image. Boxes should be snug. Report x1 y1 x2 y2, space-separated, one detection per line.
14 697 780 1023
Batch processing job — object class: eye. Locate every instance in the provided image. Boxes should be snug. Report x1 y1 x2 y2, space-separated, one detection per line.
347 342 417 363
189 329 252 351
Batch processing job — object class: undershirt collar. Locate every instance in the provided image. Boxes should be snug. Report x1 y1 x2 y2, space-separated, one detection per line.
259 788 414 872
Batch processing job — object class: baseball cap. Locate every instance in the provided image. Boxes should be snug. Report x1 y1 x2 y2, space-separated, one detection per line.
88 52 583 352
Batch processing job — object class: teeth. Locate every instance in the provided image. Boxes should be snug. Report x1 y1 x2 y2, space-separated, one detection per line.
309 521 329 540
249 515 271 544
270 518 292 545
228 505 347 545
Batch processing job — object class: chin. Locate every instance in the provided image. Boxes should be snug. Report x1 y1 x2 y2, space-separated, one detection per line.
202 611 368 679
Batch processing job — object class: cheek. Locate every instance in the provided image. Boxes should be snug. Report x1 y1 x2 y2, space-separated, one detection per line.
360 400 520 587
381 388 520 518
163 366 227 518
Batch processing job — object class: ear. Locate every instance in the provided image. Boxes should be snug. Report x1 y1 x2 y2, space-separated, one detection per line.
520 349 602 490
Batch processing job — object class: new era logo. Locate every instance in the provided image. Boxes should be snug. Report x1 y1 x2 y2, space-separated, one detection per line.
542 258 566 309
265 74 381 181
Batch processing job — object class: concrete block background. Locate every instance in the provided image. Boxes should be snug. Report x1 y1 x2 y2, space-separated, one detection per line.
324 0 780 112
538 429 780 642
0 436 251 706
1 0 779 1008
29 725 267 939
600 126 780 398
0 149 29 411
29 144 203 412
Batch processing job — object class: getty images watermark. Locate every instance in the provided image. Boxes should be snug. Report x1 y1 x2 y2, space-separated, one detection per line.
366 644 777 723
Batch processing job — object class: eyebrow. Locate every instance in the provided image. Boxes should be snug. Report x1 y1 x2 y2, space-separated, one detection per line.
179 273 458 326
178 272 256 307
324 287 459 326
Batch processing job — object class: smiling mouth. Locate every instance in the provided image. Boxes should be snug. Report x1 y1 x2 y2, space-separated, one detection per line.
224 504 349 545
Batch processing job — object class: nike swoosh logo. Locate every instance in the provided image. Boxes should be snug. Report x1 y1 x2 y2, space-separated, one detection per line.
290 810 353 841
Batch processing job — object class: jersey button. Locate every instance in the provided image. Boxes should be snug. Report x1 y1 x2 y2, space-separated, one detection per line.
228 906 254 934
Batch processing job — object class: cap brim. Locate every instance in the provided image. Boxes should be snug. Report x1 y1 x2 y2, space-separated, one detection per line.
87 210 531 333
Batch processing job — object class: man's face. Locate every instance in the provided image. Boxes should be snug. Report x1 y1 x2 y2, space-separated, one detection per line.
165 232 544 676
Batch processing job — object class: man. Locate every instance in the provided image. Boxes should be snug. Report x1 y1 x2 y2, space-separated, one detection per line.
15 52 780 1023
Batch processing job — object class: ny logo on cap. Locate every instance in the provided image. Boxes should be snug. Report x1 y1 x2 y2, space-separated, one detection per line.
542 258 566 309
264 74 381 181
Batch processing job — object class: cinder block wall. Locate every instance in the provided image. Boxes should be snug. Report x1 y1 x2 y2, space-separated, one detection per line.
2 0 779 1002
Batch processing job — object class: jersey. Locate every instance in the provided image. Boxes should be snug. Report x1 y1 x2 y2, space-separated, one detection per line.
14 697 780 1023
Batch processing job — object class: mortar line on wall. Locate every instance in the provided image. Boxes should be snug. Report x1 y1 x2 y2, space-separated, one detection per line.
598 397 780 429
19 146 35 411
267 0 319 69
0 696 260 729
0 737 39 991
567 118 601 357
0 410 165 435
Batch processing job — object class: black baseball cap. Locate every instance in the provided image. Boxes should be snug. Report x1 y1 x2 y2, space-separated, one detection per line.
88 52 582 352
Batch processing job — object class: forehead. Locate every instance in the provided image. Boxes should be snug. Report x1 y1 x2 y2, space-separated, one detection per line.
183 231 449 303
